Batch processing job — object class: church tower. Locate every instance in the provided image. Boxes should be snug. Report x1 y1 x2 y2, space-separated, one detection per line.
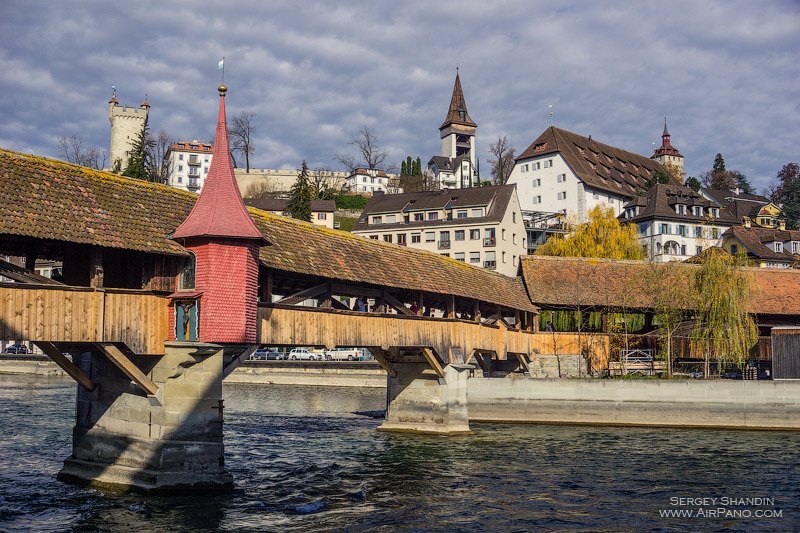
651 118 684 180
108 89 149 171
439 71 477 187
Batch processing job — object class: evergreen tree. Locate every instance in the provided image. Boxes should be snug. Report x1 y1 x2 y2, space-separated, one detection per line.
712 153 726 174
414 157 422 176
685 176 701 191
401 159 408 176
287 161 313 222
783 177 800 230
122 119 153 181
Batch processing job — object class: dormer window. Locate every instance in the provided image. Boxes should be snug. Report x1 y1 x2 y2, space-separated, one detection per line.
676 204 686 215
711 208 719 218
693 206 703 217
372 216 382 224
775 242 783 253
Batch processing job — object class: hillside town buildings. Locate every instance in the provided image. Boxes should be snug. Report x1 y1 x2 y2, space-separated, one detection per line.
346 168 391 194
243 197 335 229
427 72 478 189
165 140 212 192
107 90 149 171
352 185 526 277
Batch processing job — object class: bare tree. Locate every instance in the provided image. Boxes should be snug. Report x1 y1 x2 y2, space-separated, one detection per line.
145 129 174 184
488 135 516 185
335 125 389 171
230 111 256 172
57 134 107 170
244 180 281 199
309 167 341 200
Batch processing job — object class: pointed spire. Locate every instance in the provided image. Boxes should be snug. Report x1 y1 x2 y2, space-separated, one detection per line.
173 84 267 244
440 71 476 130
141 94 150 109
662 117 669 137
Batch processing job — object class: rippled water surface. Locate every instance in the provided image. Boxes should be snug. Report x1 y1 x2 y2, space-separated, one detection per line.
1 374 799 532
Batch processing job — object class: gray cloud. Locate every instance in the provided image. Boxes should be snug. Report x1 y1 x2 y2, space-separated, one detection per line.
0 0 798 190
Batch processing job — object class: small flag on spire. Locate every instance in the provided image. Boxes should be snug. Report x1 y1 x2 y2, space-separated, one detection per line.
218 58 224 70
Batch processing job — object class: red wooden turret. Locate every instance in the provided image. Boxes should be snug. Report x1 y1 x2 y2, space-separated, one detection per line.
171 83 268 343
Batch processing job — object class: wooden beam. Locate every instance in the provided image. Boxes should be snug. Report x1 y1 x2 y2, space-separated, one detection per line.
329 297 350 311
384 292 415 316
515 352 532 374
330 283 383 299
471 351 491 375
371 348 397 378
320 283 333 309
260 267 274 303
514 310 521 331
421 347 445 378
222 344 259 379
97 343 159 396
276 282 329 305
474 300 481 323
35 342 95 392
446 295 456 318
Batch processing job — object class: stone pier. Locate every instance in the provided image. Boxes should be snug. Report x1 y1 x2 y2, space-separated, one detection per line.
58 341 233 493
378 361 473 434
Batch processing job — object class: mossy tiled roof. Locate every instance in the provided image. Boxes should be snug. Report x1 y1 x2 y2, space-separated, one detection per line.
0 149 535 311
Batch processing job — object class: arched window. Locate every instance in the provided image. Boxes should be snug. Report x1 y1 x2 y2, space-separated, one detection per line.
178 252 196 290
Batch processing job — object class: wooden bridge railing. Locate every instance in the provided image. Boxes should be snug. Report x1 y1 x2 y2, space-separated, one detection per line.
0 283 169 354
258 304 540 359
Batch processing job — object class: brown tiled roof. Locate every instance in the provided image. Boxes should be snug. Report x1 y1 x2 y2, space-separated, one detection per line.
516 126 675 198
520 255 800 317
353 184 515 231
244 198 335 213
722 226 798 262
440 73 476 129
0 148 192 256
167 141 213 153
621 183 738 225
0 148 535 312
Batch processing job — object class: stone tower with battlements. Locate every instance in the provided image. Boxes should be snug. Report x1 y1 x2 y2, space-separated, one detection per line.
108 90 149 171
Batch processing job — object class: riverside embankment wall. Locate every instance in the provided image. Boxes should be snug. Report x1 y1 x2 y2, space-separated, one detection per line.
467 378 800 430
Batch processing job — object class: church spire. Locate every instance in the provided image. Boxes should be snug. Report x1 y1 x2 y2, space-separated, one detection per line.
173 84 267 243
440 71 476 130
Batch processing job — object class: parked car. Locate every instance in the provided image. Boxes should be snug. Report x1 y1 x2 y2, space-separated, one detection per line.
288 348 321 361
325 348 365 361
252 347 283 361
4 343 29 354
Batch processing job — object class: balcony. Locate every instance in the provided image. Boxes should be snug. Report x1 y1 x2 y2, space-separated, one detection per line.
188 155 200 165
483 237 496 247
188 178 200 190
483 260 496 270
438 240 451 250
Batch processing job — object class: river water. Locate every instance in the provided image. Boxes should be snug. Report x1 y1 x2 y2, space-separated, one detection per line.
0 374 798 532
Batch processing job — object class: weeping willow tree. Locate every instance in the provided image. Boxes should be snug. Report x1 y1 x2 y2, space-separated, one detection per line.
535 205 644 260
646 261 695 375
692 252 758 376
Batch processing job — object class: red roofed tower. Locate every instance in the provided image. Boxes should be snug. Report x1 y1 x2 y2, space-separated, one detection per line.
651 117 684 179
171 83 268 343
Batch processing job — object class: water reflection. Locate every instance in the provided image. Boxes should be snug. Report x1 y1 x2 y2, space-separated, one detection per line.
1 375 799 532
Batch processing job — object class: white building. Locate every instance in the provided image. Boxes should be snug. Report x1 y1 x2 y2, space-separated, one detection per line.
426 72 477 189
508 126 673 223
620 183 735 262
352 185 526 277
108 91 149 171
165 140 213 192
346 168 390 194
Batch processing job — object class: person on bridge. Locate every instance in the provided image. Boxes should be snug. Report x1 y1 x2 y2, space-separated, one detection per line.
410 301 419 315
355 297 367 313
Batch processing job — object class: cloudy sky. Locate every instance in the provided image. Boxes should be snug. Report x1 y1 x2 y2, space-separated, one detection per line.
1 0 798 191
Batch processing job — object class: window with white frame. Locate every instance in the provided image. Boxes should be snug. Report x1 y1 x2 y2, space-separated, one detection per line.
793 242 800 254
533 178 541 187
386 214 396 223
676 204 686 215
457 210 468 219
318 213 327 220
521 164 529 172
775 242 783 252
557 191 567 200
469 251 480 263
470 229 480 240
471 208 483 217
455 252 465 261
383 234 392 243
424 231 435 242
693 206 703 217
428 212 439 221
532 195 541 204
455 230 465 241
556 173 566 183
372 216 382 224
411 233 421 243
534 162 540 170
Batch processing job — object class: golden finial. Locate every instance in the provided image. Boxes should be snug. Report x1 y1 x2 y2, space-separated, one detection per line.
218 83 227 96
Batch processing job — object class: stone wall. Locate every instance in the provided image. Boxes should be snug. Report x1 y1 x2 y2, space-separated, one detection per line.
467 378 800 430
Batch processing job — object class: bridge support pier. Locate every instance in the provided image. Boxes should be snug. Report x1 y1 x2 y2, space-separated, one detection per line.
58 341 233 493
378 360 473 435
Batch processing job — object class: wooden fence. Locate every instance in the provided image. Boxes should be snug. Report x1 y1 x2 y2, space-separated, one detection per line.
0 283 169 354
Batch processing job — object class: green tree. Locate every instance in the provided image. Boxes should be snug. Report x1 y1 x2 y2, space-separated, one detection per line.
782 176 800 230
287 161 312 222
700 153 751 192
685 176 701 191
414 157 422 176
768 162 800 205
534 205 644 260
712 153 726 174
122 119 153 181
646 262 694 375
692 252 758 376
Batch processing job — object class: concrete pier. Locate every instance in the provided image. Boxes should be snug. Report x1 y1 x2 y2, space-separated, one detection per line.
59 342 233 493
379 362 472 434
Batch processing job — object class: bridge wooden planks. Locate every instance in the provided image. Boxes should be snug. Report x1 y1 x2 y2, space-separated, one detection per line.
0 284 168 354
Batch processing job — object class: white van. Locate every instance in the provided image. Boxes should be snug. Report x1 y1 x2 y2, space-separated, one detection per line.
325 348 366 361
